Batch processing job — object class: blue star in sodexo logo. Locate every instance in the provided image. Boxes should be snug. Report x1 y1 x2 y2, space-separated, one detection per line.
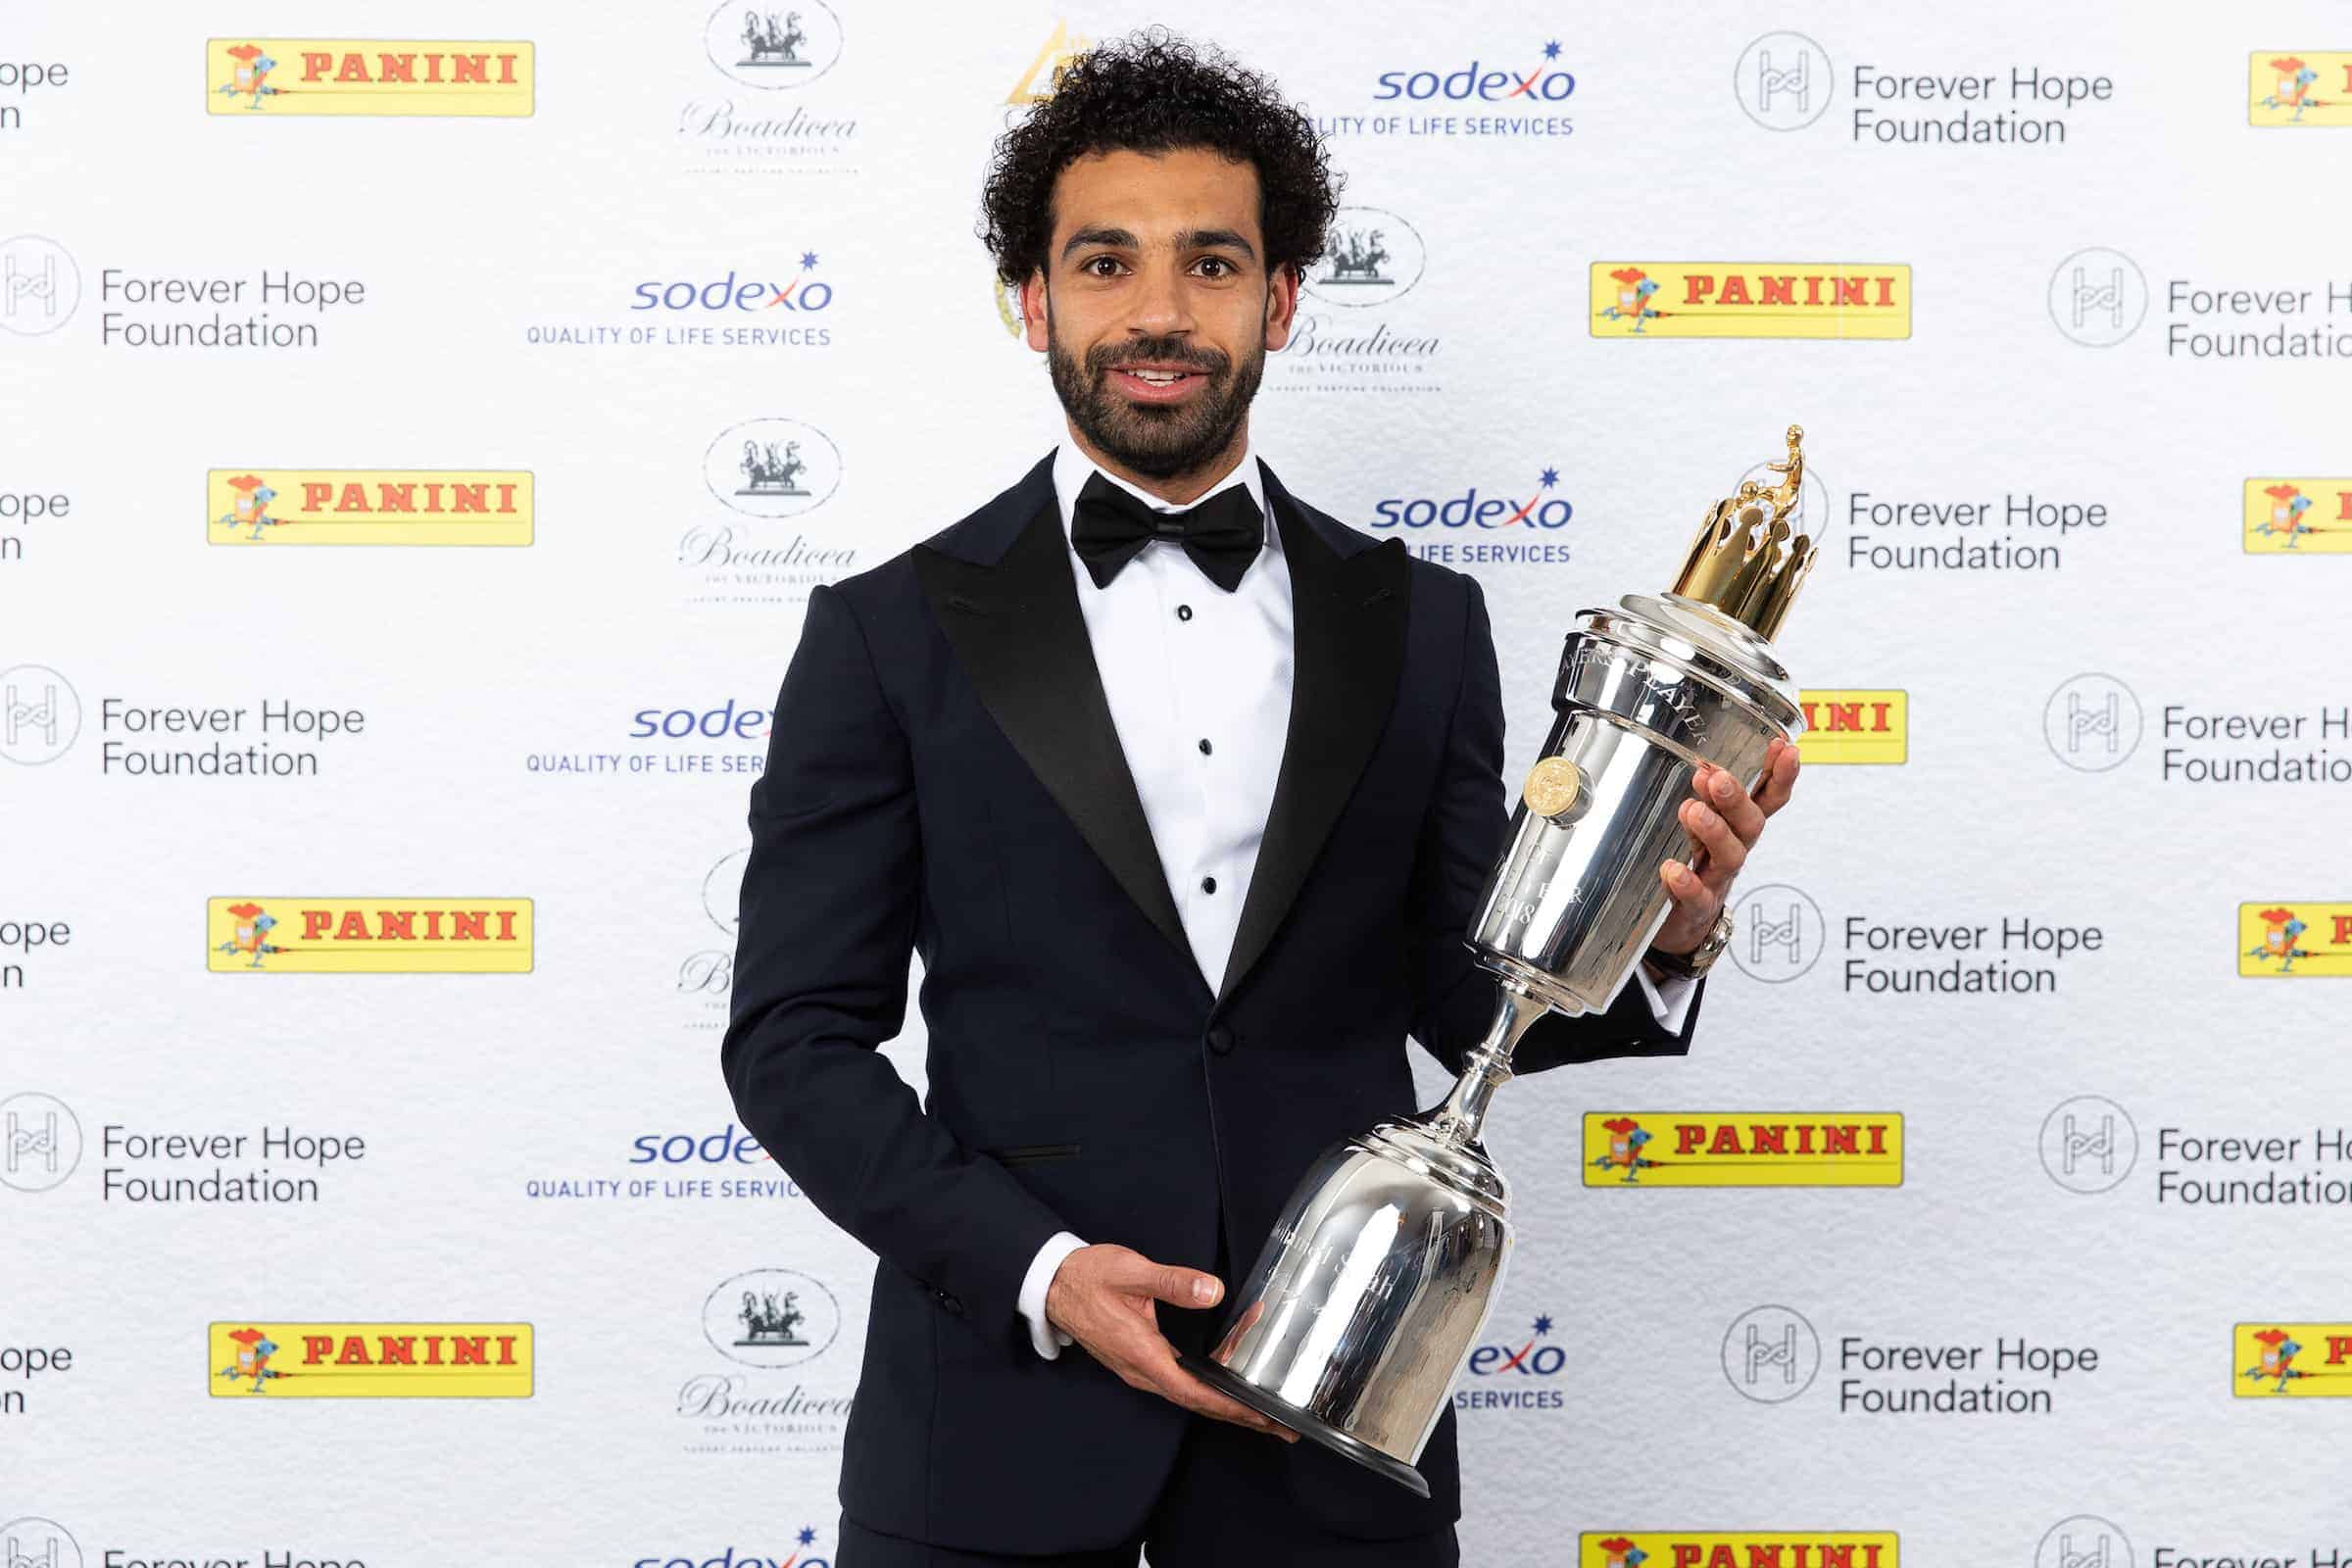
800 251 820 270
1539 466 1559 489
798 1525 818 1545
1532 1313 1553 1337
1542 40 1562 62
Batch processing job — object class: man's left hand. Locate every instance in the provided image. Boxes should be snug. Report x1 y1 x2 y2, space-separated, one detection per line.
1649 733 1802 959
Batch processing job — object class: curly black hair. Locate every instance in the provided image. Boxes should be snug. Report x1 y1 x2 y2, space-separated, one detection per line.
979 27 1342 289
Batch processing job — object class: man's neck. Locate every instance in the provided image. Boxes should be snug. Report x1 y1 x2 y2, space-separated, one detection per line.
1064 420 1251 507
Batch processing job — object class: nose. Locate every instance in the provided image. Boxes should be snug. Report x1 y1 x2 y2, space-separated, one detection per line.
1125 255 1194 339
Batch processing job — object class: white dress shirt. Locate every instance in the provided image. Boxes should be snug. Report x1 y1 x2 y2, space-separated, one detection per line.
1014 438 1696 1359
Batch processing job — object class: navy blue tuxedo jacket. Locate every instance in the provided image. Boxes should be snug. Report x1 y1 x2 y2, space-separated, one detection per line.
722 453 1706 1554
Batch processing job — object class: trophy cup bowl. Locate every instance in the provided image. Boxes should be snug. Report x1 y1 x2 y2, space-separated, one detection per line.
1177 427 1820 1494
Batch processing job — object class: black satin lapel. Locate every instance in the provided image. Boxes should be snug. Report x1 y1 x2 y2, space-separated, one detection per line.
1217 501 1410 1003
913 502 1198 982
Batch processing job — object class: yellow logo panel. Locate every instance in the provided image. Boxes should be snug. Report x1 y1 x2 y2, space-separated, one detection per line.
211 1322 532 1396
207 38 533 116
1584 1113 1904 1188
1591 263 1911 339
208 898 533 973
2236 902 2352 978
2243 478 2352 553
1582 1534 1899 1568
2235 1323 2352 1396
1796 690 1907 764
1006 21 1091 104
2248 53 2351 126
208 469 533 546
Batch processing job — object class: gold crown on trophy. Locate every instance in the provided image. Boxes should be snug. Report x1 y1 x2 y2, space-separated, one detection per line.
1668 424 1817 642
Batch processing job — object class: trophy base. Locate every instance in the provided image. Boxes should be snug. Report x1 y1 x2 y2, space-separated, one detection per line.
1176 1348 1432 1498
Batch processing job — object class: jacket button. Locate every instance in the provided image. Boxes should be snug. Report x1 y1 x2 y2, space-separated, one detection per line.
936 1289 964 1316
1206 1025 1235 1055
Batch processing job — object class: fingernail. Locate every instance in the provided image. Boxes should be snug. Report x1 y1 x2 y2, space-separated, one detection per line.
1193 1277 1217 1304
1713 773 1737 798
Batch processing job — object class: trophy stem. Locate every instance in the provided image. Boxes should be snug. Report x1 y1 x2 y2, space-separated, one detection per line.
1426 979 1558 1147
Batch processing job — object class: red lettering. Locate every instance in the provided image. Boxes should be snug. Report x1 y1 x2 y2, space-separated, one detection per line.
335 1334 370 1365
1824 1125 1859 1156
300 483 332 512
374 909 415 941
1684 274 1718 306
450 1334 490 1365
1748 1124 1787 1155
301 908 335 941
451 909 489 942
334 53 370 83
450 482 490 514
300 52 333 81
374 1336 416 1365
375 483 415 514
334 909 373 941
301 1334 334 1363
450 53 491 84
2328 1335 2352 1365
1720 275 1753 307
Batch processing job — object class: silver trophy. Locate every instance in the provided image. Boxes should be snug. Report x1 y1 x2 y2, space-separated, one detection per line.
1180 426 1820 1494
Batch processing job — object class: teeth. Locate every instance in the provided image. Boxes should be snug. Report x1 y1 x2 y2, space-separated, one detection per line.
1130 369 1185 383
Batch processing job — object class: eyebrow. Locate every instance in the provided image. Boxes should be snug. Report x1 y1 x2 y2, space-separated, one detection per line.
1057 225 1260 262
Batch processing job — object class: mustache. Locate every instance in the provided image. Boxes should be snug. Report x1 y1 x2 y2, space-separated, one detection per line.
1083 336 1231 376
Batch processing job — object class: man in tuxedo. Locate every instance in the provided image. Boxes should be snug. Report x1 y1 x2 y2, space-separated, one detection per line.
722 30 1801 1568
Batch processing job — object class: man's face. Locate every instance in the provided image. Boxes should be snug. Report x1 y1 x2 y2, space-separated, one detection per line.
1021 146 1298 482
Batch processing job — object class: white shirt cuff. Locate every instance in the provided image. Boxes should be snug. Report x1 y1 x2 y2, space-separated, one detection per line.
1634 963 1699 1036
1017 1230 1089 1360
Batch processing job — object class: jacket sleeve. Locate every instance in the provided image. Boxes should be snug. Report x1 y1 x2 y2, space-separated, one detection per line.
1406 574 1706 1077
721 582 1072 1341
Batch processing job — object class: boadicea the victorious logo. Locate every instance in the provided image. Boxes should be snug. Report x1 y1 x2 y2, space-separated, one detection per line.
1794 690 1907 764
2235 1323 2352 1396
703 3 846 89
2249 53 2350 126
2237 903 2352 977
1590 263 1910 339
2244 478 2352 553
207 469 533 546
207 898 534 973
206 39 533 116
1583 1113 1902 1187
1580 1534 1897 1568
210 1321 533 1396
1300 208 1429 308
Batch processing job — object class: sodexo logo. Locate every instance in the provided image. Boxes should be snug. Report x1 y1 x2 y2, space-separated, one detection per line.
1456 1313 1570 1415
1374 39 1577 104
1373 467 1574 531
633 255 835 315
703 1 844 89
633 1525 832 1568
631 1124 778 1170
631 700 775 743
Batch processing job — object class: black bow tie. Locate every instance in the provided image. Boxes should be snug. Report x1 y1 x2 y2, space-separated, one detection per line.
1070 469 1264 593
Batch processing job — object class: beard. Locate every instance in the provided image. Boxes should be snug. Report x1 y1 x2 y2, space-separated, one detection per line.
1045 307 1265 482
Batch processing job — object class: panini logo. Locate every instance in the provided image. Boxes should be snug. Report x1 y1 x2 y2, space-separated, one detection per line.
2248 53 2351 126
2243 478 2352 553
1795 690 1907 765
2236 903 2352 978
206 38 534 116
207 898 533 973
1584 1113 1903 1187
208 469 533 546
1589 263 1911 339
2236 1322 2352 1396
1581 1533 1898 1568
210 1321 532 1396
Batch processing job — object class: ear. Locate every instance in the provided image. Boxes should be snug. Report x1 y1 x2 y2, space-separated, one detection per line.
1262 261 1300 354
1020 269 1050 353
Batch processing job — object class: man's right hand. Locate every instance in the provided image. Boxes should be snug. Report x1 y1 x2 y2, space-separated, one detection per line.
1043 1243 1298 1443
